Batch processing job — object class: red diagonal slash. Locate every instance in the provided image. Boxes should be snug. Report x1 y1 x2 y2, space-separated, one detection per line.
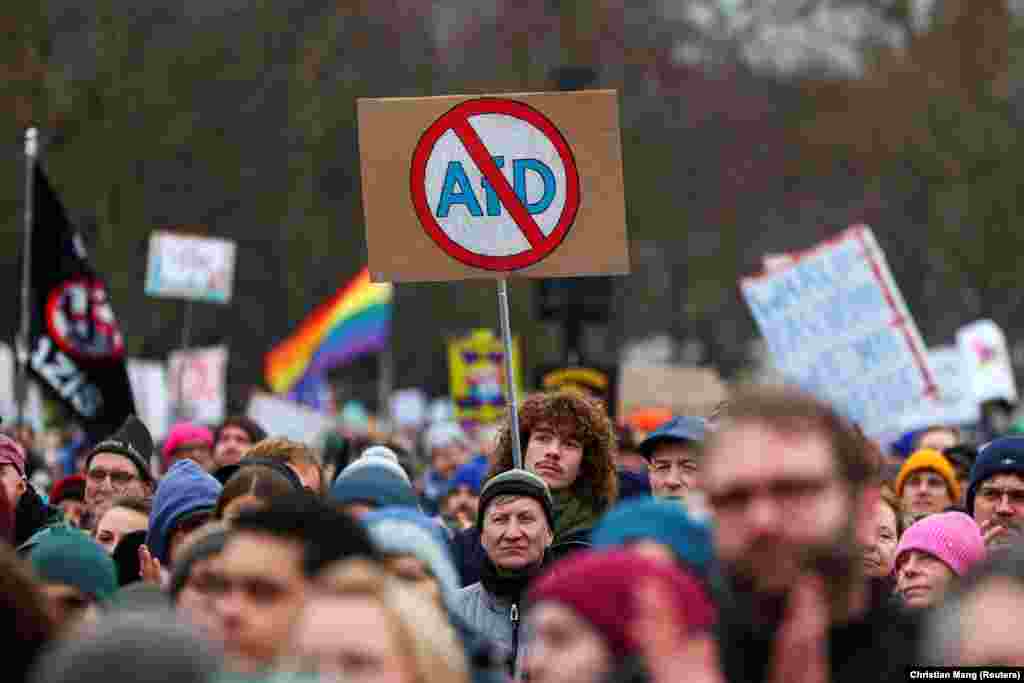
451 117 547 248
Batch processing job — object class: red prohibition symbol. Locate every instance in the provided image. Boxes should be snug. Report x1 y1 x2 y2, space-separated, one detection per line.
410 98 581 271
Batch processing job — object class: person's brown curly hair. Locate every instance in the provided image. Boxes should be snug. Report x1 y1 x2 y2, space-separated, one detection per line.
488 390 618 511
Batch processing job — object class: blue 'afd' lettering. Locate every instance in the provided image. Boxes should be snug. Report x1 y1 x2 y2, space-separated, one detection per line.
437 157 556 218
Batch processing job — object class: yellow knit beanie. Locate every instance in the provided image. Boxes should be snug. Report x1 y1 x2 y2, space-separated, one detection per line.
894 448 961 501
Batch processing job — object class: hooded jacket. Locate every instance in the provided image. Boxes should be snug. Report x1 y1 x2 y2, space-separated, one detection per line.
146 460 222 565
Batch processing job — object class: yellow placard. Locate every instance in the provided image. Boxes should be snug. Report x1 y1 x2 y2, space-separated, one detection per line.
448 329 522 426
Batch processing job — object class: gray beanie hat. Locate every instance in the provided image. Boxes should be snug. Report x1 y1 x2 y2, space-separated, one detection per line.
477 469 555 531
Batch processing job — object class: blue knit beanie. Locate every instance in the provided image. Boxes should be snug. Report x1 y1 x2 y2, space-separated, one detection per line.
590 497 715 583
29 527 118 602
445 459 488 497
329 460 419 510
967 437 1024 515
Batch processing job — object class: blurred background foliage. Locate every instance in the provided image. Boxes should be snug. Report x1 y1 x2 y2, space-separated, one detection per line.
1 0 1021 411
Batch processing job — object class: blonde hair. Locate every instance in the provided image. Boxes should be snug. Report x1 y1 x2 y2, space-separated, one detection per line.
245 438 323 494
245 437 321 469
314 559 469 683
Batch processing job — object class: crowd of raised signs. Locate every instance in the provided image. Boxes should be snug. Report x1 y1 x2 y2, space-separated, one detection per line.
3 385 1024 683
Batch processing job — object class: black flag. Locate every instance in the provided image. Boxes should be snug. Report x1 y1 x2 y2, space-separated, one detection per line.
22 166 135 438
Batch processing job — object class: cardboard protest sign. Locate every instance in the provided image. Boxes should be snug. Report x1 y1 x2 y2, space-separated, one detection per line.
358 90 630 282
740 225 936 437
899 346 981 431
448 329 522 427
957 320 1018 404
145 231 236 303
537 365 618 417
617 364 728 419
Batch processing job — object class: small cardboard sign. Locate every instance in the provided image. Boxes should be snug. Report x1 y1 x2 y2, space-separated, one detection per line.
358 90 630 282
617 364 728 419
145 231 237 303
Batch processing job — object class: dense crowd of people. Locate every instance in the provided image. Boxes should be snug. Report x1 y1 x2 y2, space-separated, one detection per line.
4 384 1024 682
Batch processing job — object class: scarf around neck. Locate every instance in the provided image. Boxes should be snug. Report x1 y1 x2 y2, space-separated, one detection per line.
480 554 543 602
552 489 600 541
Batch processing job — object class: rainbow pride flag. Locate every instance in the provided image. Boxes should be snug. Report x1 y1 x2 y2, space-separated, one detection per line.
265 268 392 398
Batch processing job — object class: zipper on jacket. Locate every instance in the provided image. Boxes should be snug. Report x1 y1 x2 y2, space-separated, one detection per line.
510 602 521 680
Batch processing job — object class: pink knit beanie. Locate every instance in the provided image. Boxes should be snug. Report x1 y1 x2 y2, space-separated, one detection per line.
162 422 214 467
895 511 985 577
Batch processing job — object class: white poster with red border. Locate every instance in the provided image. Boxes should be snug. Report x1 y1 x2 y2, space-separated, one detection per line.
740 225 937 437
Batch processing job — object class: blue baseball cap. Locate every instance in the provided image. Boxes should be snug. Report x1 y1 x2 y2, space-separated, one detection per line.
638 416 707 460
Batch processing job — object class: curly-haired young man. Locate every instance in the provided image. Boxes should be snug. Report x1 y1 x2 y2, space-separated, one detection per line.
451 390 619 585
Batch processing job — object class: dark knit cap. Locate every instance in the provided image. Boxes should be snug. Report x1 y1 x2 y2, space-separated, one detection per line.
85 416 154 483
212 455 305 489
477 469 555 531
967 437 1024 515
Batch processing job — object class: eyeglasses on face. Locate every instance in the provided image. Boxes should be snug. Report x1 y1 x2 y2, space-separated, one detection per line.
978 486 1024 507
86 468 138 486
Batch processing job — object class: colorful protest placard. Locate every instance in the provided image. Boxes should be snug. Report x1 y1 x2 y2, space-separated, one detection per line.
448 329 522 427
